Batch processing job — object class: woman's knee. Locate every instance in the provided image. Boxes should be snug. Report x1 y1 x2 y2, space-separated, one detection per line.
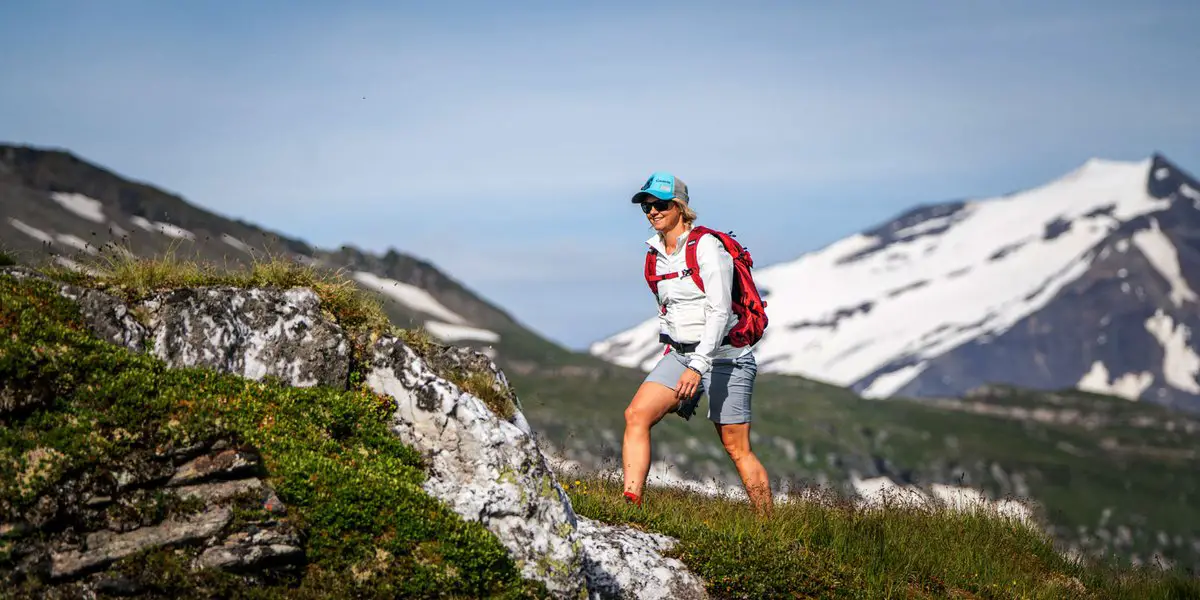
716 423 752 459
624 404 647 426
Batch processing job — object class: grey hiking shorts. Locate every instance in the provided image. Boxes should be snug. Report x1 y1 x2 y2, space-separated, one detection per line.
644 349 758 424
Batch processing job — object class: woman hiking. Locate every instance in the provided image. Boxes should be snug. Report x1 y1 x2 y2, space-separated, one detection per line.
621 171 773 514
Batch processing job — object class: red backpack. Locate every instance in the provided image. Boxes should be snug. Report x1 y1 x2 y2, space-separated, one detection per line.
643 225 769 348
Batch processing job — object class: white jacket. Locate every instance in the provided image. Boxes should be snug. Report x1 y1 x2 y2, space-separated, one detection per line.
646 227 752 375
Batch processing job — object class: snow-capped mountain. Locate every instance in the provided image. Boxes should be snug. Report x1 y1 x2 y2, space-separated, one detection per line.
590 154 1200 413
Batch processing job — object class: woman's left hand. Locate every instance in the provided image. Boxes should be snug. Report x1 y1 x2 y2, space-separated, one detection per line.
676 368 701 401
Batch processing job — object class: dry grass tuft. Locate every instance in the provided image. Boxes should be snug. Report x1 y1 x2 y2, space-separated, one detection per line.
39 242 393 337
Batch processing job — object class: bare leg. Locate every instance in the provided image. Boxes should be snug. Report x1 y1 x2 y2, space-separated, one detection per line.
714 422 773 514
622 382 683 501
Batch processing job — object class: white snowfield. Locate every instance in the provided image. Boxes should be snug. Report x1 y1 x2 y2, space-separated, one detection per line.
50 192 106 224
221 233 252 253
590 156 1199 401
424 320 501 344
352 271 466 324
351 271 502 345
8 218 55 244
129 216 196 240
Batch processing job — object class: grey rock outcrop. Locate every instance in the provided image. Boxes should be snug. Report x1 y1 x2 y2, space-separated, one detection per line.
140 286 352 388
577 517 708 600
368 335 588 597
2 270 710 599
49 506 234 579
6 442 303 587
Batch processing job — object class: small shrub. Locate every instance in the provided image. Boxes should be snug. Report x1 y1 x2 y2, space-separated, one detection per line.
453 370 517 421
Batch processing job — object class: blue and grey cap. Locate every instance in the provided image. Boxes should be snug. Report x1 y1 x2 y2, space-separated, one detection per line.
632 171 689 204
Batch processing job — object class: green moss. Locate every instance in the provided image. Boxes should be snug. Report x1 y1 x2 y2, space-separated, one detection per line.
0 273 548 598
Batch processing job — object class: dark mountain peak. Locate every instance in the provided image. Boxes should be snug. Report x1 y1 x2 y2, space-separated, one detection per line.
836 200 970 265
1147 152 1200 202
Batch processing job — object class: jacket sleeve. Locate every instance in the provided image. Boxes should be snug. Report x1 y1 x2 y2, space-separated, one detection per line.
685 234 734 375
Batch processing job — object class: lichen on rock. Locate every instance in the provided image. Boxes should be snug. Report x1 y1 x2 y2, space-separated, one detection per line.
139 286 352 388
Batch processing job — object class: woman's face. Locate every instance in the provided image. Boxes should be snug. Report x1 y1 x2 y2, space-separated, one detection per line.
642 199 680 232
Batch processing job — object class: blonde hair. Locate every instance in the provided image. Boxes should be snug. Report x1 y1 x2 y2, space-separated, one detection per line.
655 199 698 243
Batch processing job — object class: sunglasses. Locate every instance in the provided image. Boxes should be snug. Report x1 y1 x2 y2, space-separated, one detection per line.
640 199 676 214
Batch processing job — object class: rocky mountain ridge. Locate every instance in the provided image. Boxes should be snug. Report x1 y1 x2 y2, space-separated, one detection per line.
591 154 1200 413
0 143 583 374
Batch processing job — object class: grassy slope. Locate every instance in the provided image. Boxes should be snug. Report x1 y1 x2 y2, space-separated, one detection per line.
509 360 1200 573
565 477 1200 599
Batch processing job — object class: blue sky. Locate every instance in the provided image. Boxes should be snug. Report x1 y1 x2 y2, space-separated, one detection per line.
3 1 1198 349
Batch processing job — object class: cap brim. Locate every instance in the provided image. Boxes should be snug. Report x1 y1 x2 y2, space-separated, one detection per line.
631 190 673 203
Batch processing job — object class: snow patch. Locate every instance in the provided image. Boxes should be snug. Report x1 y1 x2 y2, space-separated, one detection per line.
1076 360 1153 400
1131 218 1197 307
1154 167 1170 180
588 317 669 370
221 234 252 253
8 218 54 244
861 363 927 398
54 233 98 255
1181 184 1200 202
1144 311 1200 394
49 192 106 223
351 271 466 324
155 222 195 240
850 475 1035 526
424 320 501 344
129 216 195 240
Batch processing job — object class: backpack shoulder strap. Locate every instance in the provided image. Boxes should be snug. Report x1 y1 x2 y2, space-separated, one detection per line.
644 247 660 295
684 227 710 292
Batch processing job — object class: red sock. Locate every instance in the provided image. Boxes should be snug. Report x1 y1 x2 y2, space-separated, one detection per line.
623 491 642 507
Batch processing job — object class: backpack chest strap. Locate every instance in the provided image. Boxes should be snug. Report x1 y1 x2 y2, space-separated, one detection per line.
646 268 693 283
